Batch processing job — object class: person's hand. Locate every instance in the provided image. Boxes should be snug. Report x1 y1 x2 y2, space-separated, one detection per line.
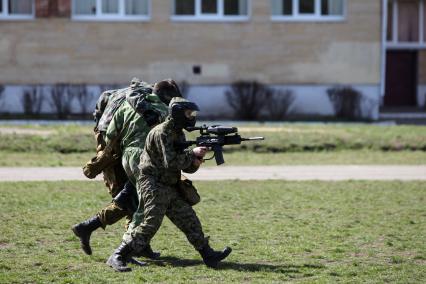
192 157 203 167
193 146 208 158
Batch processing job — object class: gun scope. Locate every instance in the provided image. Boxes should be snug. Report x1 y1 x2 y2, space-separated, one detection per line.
206 125 238 135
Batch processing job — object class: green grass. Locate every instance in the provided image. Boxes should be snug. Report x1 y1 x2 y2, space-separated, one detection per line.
0 180 425 283
1 123 426 167
1 150 425 167
1 123 426 153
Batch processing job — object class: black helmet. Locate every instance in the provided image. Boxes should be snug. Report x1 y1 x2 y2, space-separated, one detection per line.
169 97 199 130
153 79 182 105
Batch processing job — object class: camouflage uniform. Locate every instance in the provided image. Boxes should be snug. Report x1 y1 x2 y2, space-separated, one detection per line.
106 93 168 187
123 117 208 253
94 80 155 228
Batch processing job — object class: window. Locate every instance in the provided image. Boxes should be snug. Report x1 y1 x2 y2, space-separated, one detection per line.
321 0 343 16
172 0 249 21
299 0 314 14
386 0 426 46
424 0 426 41
73 0 150 21
0 0 34 19
271 0 345 21
398 0 419 42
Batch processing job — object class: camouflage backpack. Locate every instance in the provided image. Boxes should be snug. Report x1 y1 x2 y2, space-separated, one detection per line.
96 78 152 133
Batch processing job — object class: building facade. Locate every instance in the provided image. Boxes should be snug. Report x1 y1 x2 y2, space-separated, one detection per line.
0 0 424 119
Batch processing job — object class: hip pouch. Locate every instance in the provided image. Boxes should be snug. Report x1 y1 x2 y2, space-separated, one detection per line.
177 175 200 206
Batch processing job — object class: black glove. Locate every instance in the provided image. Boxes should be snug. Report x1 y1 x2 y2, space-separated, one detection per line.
143 110 160 127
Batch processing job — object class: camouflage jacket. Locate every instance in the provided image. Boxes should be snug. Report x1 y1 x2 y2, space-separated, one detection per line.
105 92 168 153
139 117 196 185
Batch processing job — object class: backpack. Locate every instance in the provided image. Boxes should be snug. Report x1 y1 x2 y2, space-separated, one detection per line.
95 78 152 133
83 78 153 179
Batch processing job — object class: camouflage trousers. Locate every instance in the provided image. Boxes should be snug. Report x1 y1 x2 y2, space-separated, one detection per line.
102 161 128 198
97 202 132 229
96 163 131 229
121 147 142 187
123 174 208 254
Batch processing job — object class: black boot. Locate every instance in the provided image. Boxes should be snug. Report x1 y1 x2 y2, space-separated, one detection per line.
139 244 161 260
198 245 232 268
71 216 102 255
106 241 134 272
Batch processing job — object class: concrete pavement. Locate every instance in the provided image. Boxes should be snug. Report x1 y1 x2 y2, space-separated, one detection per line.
0 166 425 181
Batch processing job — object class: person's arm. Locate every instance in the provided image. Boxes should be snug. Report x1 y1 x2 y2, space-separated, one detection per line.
157 133 194 171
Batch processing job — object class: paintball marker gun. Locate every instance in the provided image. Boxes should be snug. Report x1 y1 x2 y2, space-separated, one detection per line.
181 125 264 165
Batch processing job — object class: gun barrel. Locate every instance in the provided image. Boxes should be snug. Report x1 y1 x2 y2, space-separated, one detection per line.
241 137 265 141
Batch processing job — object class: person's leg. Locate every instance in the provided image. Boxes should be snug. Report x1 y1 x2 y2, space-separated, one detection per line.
72 200 128 255
107 177 169 272
122 149 162 259
72 163 129 255
166 193 232 268
166 197 207 250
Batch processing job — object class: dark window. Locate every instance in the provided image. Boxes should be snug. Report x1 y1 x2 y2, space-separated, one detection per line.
201 0 217 14
0 1 3 13
299 0 314 14
175 0 195 15
283 0 292 15
321 0 343 16
224 0 238 15
193 65 202 75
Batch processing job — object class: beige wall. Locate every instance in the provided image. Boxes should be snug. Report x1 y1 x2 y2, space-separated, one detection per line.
0 0 382 85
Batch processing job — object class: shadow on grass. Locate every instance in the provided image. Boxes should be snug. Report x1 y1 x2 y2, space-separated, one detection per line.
148 256 324 274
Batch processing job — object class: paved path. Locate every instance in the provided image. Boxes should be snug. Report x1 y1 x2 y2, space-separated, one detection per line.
0 166 425 181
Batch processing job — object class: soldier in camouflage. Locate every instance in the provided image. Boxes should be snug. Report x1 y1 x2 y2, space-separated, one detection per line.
107 97 232 272
72 79 180 259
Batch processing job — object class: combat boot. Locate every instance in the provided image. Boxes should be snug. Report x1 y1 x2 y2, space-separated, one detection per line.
71 216 102 255
140 244 161 260
106 241 135 272
198 244 232 268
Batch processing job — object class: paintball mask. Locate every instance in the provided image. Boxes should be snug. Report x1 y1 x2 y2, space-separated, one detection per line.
169 97 200 130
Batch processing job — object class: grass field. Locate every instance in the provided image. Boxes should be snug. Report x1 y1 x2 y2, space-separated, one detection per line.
1 150 426 167
0 123 425 166
0 180 425 283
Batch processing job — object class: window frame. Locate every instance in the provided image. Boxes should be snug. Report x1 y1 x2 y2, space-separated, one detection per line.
270 0 346 22
171 0 251 22
0 0 35 20
72 0 151 22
